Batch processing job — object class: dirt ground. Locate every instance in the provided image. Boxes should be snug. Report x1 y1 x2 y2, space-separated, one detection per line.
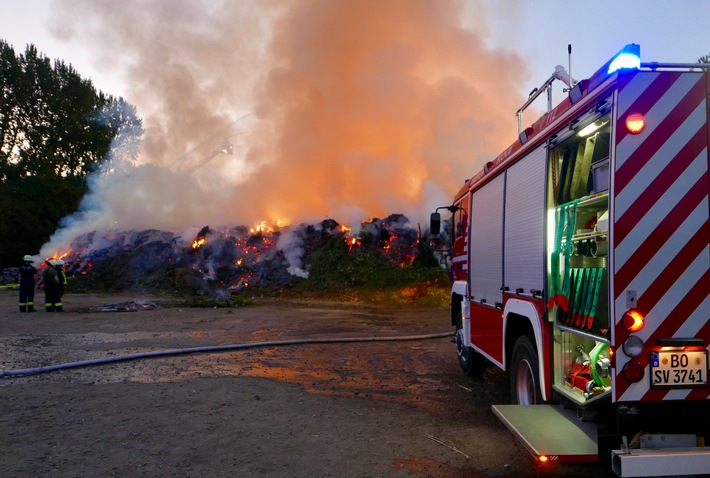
0 289 616 478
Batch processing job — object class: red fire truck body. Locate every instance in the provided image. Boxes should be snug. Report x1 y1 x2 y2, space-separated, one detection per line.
433 45 710 476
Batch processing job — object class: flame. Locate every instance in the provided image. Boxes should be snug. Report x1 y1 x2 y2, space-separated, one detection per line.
250 219 282 234
56 248 72 260
40 215 423 291
45 248 73 265
346 236 362 253
340 217 421 267
80 262 93 276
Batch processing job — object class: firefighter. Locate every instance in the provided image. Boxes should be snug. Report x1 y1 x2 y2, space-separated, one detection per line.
54 259 68 298
18 255 37 313
43 260 62 312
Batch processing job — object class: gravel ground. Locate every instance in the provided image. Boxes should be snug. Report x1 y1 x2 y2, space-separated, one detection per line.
0 289 615 477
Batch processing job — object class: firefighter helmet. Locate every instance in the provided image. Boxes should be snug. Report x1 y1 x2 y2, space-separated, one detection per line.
48 260 56 266
23 255 34 262
54 259 65 266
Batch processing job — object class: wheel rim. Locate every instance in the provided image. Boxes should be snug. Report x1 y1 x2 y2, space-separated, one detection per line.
515 358 537 405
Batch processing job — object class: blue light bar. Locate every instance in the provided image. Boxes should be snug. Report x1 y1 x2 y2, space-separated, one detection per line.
607 44 641 74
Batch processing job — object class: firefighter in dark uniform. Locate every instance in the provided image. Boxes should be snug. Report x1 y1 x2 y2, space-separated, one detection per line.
43 260 62 312
54 259 68 302
18 255 37 313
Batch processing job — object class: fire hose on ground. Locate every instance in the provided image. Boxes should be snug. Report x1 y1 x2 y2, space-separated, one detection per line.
0 331 454 378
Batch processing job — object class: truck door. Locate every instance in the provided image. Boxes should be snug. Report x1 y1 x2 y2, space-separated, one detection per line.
469 174 505 365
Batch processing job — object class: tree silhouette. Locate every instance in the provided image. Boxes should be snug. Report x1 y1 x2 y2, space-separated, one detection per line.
0 40 143 267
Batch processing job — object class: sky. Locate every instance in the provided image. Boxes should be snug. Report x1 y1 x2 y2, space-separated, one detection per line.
4 1 708 102
1 0 709 256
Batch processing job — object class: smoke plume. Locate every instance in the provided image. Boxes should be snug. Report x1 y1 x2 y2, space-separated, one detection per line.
41 0 529 257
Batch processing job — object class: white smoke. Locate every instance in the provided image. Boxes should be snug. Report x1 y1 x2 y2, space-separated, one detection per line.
276 228 309 279
40 0 530 263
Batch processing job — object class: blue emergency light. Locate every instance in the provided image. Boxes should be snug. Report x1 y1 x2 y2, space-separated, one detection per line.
607 44 641 74
586 43 642 93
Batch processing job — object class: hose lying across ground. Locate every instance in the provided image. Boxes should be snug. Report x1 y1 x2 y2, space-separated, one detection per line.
0 332 454 378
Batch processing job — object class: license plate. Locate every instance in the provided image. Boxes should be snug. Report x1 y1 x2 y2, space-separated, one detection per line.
650 350 708 389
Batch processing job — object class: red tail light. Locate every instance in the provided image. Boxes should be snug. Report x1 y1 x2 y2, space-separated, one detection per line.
625 113 646 134
622 360 645 382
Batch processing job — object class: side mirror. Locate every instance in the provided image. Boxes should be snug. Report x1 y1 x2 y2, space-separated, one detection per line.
430 212 441 235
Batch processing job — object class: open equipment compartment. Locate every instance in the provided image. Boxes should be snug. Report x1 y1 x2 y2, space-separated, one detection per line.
547 106 612 405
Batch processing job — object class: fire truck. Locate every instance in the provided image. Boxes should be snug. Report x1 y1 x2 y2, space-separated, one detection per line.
431 44 710 476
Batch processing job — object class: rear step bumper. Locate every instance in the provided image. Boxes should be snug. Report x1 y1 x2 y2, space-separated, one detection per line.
611 447 710 477
491 404 598 462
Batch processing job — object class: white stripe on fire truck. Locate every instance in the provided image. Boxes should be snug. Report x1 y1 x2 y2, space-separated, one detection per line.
617 75 702 161
617 367 654 401
616 260 708 401
664 387 696 401
615 165 708 291
616 103 706 218
615 152 708 271
616 203 707 311
616 73 686 146
643 250 709 338
621 222 708 341
616 78 707 195
616 262 710 401
615 181 707 304
663 389 690 401
673 280 710 338
616 72 660 117
614 218 708 357
616 74 700 165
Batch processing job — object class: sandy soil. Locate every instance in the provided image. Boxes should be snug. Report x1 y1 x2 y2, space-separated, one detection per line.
0 290 615 477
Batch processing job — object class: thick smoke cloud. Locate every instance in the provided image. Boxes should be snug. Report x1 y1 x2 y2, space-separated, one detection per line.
41 0 530 257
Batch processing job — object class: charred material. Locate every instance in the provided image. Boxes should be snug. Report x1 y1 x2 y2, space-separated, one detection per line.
23 215 445 298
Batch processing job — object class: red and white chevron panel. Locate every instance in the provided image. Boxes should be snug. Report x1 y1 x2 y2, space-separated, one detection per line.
612 70 710 402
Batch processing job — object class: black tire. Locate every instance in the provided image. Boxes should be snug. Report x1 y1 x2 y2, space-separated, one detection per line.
510 335 542 405
455 314 486 377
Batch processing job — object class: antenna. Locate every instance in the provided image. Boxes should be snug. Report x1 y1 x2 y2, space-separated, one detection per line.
567 44 574 92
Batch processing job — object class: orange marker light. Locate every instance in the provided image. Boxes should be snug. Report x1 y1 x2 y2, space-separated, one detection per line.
625 113 646 134
623 309 645 332
538 455 549 463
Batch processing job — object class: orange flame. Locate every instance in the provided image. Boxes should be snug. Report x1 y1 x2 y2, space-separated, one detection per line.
346 236 362 253
250 219 283 234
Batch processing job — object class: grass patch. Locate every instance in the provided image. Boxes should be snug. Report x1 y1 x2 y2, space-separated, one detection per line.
287 235 450 303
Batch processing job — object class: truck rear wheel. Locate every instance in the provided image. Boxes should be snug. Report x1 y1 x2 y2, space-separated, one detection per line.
510 335 542 405
455 314 485 377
